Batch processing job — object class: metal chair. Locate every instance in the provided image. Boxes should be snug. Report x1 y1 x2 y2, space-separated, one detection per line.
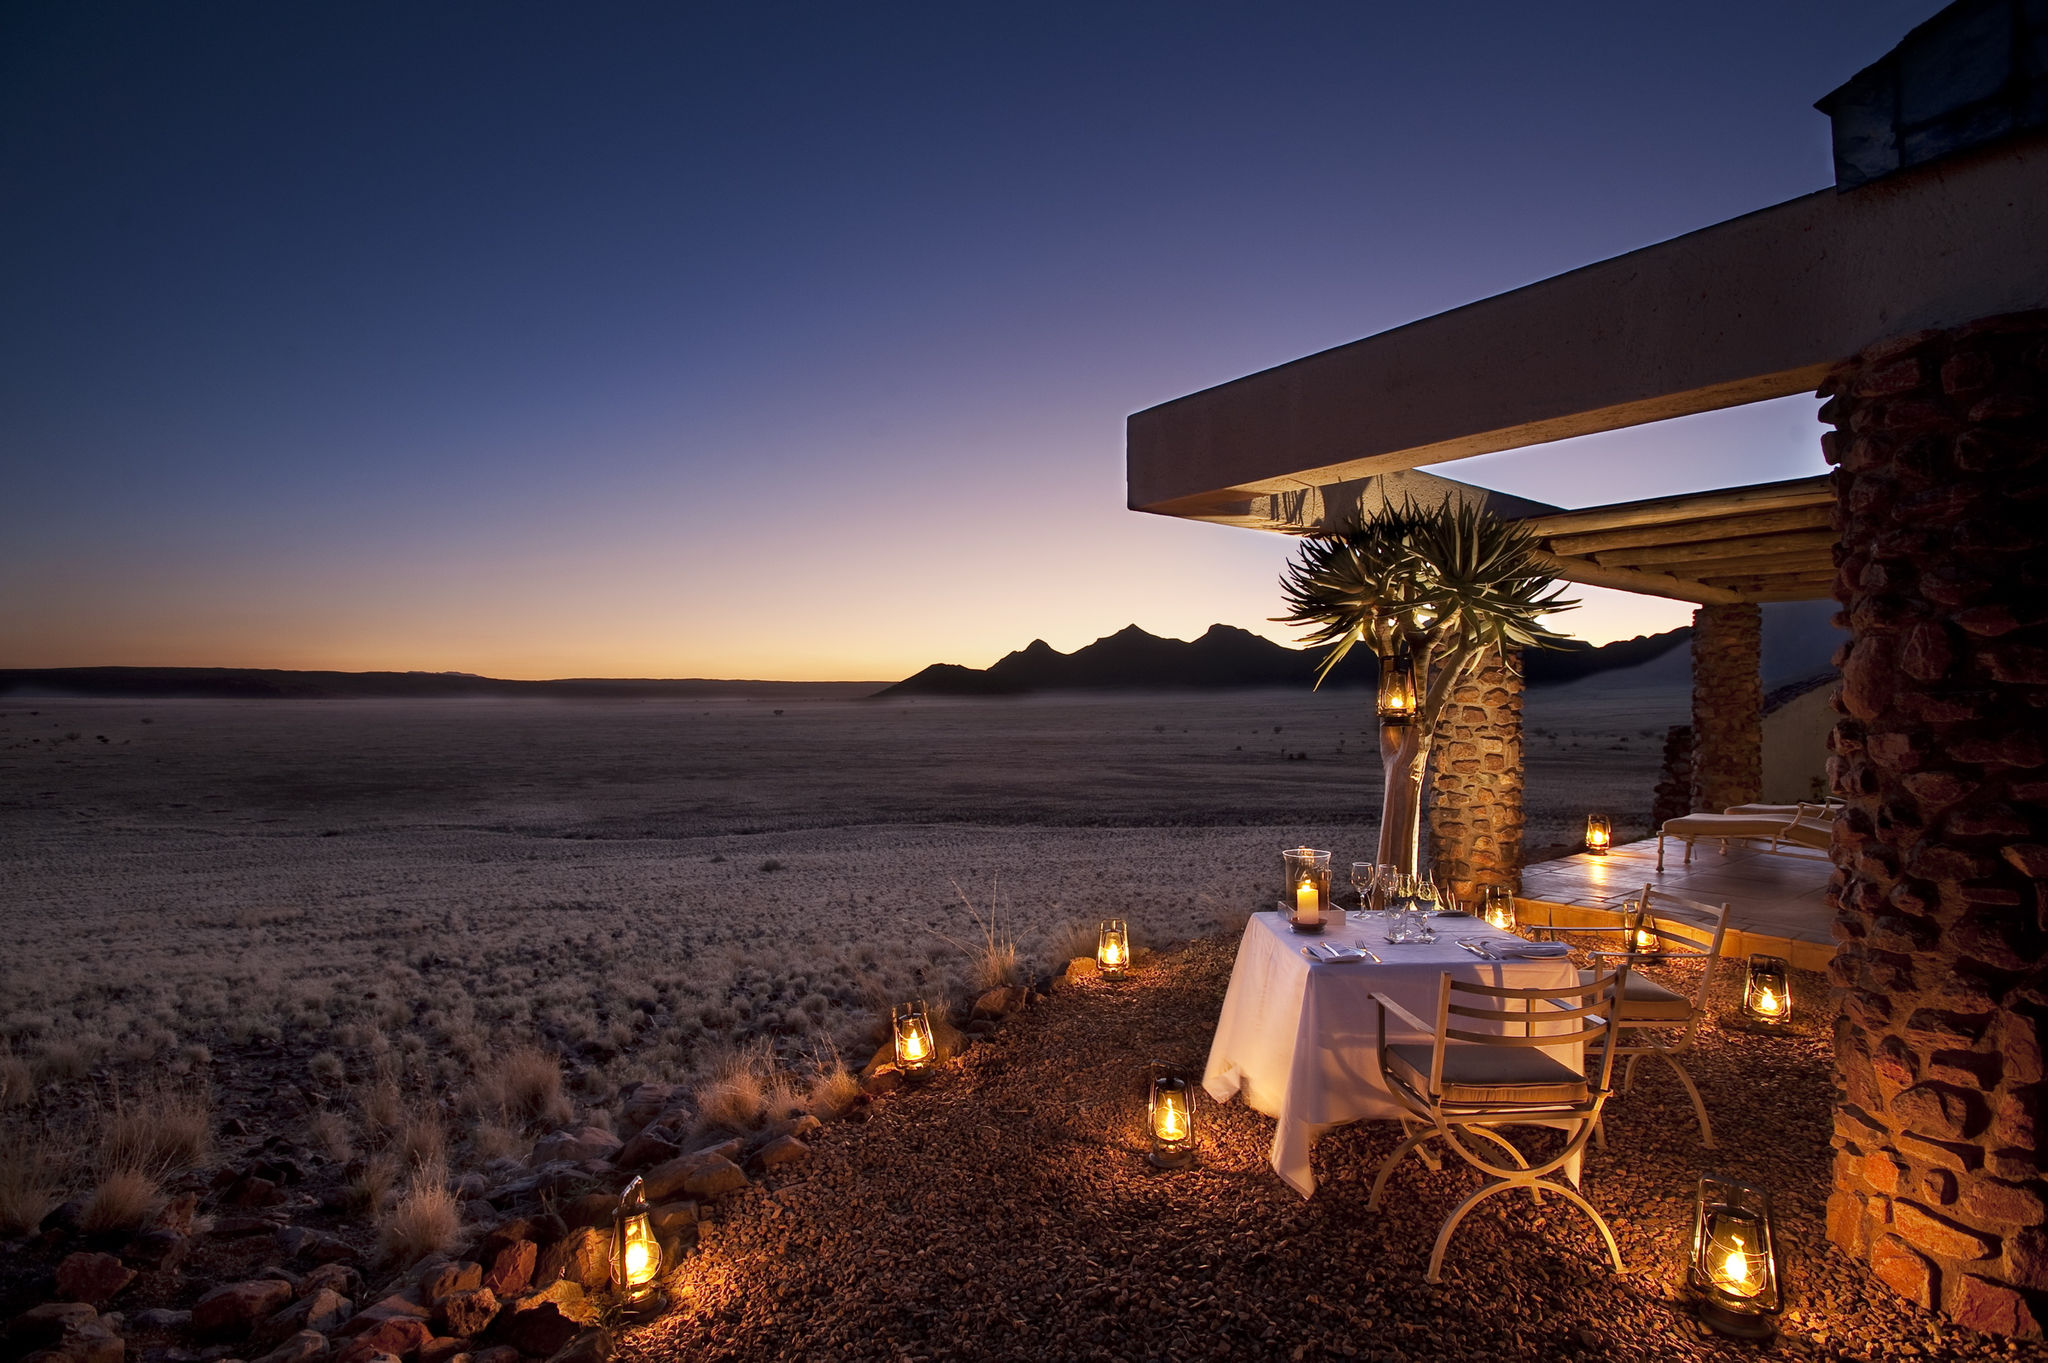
1546 885 1730 1147
1368 962 1630 1284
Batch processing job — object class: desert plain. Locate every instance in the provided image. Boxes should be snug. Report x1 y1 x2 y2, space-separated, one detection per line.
1 673 1687 1110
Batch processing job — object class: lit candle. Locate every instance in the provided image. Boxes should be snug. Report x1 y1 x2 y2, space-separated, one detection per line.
1154 1090 1189 1143
1755 988 1783 1017
1709 1231 1762 1297
900 1027 928 1064
1295 878 1319 925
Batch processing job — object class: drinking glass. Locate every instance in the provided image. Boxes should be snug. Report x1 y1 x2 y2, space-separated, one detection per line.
1350 862 1376 917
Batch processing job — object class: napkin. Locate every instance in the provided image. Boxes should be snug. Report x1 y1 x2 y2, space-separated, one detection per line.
1492 939 1570 958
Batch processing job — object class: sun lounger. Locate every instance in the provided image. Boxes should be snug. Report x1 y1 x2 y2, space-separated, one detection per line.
1657 802 1836 872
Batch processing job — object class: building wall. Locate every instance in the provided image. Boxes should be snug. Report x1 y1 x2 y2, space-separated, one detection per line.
1762 682 1838 803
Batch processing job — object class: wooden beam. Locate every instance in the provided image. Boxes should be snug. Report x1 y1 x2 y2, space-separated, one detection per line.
1545 504 1833 557
1517 477 1833 539
1531 552 1742 605
1594 531 1838 570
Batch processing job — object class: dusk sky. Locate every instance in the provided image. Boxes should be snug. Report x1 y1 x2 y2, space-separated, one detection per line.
2 2 1934 681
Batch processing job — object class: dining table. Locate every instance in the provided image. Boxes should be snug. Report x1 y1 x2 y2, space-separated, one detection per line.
1203 908 1583 1198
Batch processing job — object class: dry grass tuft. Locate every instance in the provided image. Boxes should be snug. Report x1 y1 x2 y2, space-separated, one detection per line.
0 1135 59 1234
0 1051 31 1108
1050 918 1100 966
471 1121 526 1164
360 1072 405 1142
344 1152 401 1216
36 1040 95 1084
102 1082 210 1174
81 1165 158 1234
806 1063 861 1118
307 1110 353 1163
377 1168 460 1265
470 1046 571 1129
946 880 1021 993
398 1109 446 1170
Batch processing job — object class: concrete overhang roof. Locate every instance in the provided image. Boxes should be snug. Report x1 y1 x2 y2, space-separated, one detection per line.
1126 131 2048 535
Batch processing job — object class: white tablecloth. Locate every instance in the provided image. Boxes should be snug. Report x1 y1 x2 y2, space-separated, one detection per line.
1203 911 1581 1198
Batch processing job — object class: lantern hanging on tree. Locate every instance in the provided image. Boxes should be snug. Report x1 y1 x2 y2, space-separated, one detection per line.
892 1000 935 1075
1689 1175 1782 1338
1742 954 1792 1024
1097 920 1130 980
1147 1068 1196 1170
1375 648 1419 725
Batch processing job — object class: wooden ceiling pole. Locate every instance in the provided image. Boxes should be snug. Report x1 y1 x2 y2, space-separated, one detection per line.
1530 552 1743 605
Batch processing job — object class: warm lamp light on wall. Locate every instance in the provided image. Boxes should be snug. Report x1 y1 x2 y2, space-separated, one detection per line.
892 999 935 1075
1689 1175 1781 1338
1146 1067 1196 1170
1584 814 1612 855
1742 954 1792 1024
1375 648 1418 725
1097 920 1130 980
611 1175 664 1319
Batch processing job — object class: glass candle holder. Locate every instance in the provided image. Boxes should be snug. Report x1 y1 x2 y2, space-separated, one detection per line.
892 1000 935 1073
1147 1069 1196 1169
1742 954 1791 1023
1281 847 1331 927
1689 1175 1781 1338
1585 814 1612 855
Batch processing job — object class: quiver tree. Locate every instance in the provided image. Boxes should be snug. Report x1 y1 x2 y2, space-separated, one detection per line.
1277 499 1577 873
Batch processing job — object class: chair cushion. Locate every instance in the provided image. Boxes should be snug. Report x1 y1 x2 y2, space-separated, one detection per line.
1576 969 1694 1021
1662 813 1792 839
1383 1042 1589 1106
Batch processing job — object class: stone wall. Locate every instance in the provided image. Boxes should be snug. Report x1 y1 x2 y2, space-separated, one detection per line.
1651 723 1695 827
1822 310 2048 1338
1690 602 1763 813
1427 646 1525 900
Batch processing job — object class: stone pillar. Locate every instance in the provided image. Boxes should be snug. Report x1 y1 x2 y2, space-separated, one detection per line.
1427 646 1525 900
1822 311 2048 1339
1690 602 1763 812
1651 724 1695 827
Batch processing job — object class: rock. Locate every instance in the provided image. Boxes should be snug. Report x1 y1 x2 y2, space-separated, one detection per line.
251 1330 331 1363
300 1264 364 1301
433 1288 499 1339
528 1129 620 1167
332 1316 430 1363
470 1348 519 1363
543 1327 611 1363
224 1173 284 1207
123 1228 190 1270
760 1114 821 1143
251 1290 352 1353
55 1251 136 1305
6 1304 117 1362
534 1226 610 1291
417 1261 482 1305
618 1084 675 1134
611 1131 680 1173
40 1200 86 1235
753 1136 810 1171
152 1193 198 1234
490 1282 600 1357
1064 955 1100 979
193 1280 296 1338
130 1308 192 1331
861 1067 903 1097
215 1215 288 1237
278 1227 358 1265
418 1339 467 1363
641 1151 748 1204
334 1296 430 1338
648 1202 696 1238
479 1241 534 1300
451 1172 487 1200
561 1193 617 1230
971 985 1027 1019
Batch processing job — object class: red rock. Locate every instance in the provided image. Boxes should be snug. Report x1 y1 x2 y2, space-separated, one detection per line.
1950 1274 2042 1338
480 1241 535 1300
611 1131 680 1172
544 1327 612 1363
1872 1234 1938 1309
418 1337 468 1363
418 1261 482 1304
754 1135 810 1170
433 1287 500 1338
529 1128 620 1166
6 1304 122 1363
334 1316 431 1363
193 1279 296 1338
54 1252 135 1305
252 1288 353 1352
302 1263 365 1300
490 1282 599 1357
252 1330 333 1363
535 1226 611 1291
1893 1199 1999 1261
336 1296 432 1338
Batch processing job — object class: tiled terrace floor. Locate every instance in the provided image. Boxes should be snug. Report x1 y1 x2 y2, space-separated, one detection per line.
1520 834 1836 969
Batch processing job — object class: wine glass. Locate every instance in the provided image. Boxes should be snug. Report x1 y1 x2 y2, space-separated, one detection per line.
1350 862 1376 917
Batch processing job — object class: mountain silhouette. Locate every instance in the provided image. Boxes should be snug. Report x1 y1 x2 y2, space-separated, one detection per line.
875 623 1691 697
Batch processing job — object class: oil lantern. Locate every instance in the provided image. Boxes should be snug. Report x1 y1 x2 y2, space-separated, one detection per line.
1147 1068 1196 1170
1376 648 1419 725
611 1175 663 1317
1097 920 1130 980
1742 954 1792 1024
1585 813 1612 855
1689 1175 1781 1338
892 999 935 1074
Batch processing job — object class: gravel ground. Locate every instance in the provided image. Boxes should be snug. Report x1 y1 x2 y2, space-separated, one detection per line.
616 935 2048 1363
